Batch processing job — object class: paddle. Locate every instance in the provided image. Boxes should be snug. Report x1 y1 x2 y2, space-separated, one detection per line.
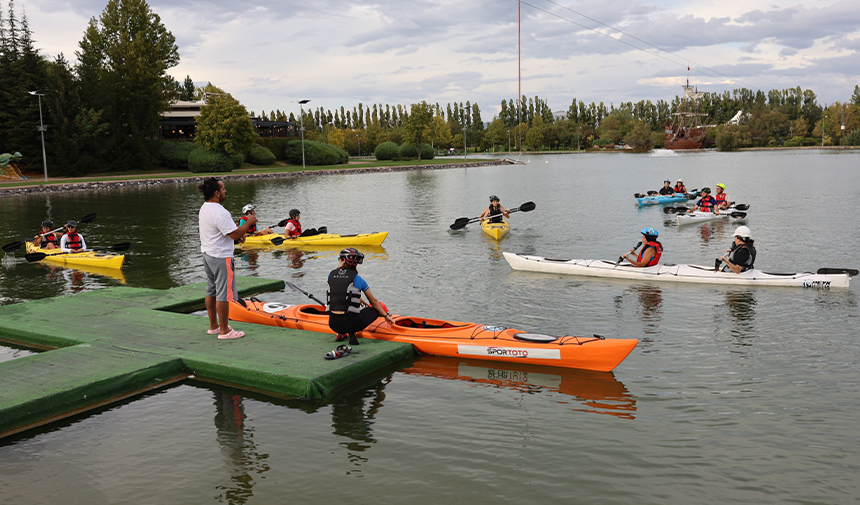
817 268 859 276
24 242 131 263
285 281 326 306
615 241 642 267
2 213 97 254
269 226 329 246
449 201 536 230
714 258 722 272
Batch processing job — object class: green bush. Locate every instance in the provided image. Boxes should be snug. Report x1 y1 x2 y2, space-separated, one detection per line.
255 138 291 160
593 138 614 146
248 145 276 165
844 129 860 146
283 139 348 166
189 148 233 173
229 153 244 170
398 143 416 159
420 144 434 160
783 140 801 147
157 140 197 170
375 141 400 160
767 138 779 147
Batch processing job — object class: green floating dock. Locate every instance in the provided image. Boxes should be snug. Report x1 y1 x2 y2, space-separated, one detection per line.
0 277 413 438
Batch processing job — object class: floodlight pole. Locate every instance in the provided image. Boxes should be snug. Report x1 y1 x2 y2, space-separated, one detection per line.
29 90 49 181
296 99 310 170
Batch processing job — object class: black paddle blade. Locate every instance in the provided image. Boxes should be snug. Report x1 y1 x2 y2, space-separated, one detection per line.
449 221 469 230
274 219 288 227
2 241 24 253
634 193 645 198
517 201 536 212
79 213 97 225
715 258 722 272
109 242 131 252
730 212 747 218
733 204 750 211
318 226 327 234
25 252 48 263
663 207 678 214
270 236 285 246
817 268 859 276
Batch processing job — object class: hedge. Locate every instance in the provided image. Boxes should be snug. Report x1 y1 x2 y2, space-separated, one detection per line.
375 141 400 160
157 141 198 170
255 138 291 160
189 148 234 173
248 144 276 165
283 139 348 166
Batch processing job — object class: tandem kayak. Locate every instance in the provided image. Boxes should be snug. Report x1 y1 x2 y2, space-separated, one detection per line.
636 193 688 206
229 299 638 372
241 231 388 248
676 210 746 226
503 251 856 289
25 241 125 269
481 219 509 239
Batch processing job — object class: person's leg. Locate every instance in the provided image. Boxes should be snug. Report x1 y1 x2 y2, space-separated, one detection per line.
203 256 219 332
205 295 218 331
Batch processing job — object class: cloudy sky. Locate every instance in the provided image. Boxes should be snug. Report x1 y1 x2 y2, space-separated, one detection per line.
21 0 860 118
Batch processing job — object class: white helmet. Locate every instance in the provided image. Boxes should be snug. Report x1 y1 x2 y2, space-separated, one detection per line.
733 226 751 240
242 204 255 214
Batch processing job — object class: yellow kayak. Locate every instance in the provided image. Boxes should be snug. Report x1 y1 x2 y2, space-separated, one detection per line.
241 231 389 248
481 219 509 240
25 242 125 269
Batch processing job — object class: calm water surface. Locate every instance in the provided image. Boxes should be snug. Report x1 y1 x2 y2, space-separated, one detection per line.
1 150 859 504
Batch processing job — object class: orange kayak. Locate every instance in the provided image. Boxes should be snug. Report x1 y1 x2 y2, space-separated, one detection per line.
229 299 637 372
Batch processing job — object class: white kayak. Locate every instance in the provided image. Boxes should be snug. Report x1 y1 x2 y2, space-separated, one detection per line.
502 252 856 289
676 209 747 226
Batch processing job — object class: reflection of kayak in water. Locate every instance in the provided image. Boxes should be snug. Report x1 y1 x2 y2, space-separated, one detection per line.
229 299 638 372
402 355 637 419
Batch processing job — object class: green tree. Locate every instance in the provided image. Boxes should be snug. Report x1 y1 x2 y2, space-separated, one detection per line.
195 94 256 155
429 113 452 149
852 85 860 106
403 101 433 160
75 0 180 171
180 75 195 101
622 121 654 150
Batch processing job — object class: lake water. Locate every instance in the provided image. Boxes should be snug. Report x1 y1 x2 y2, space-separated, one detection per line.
1 150 859 504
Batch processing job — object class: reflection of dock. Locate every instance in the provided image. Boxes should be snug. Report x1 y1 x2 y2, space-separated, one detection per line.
402 355 636 419
0 276 412 438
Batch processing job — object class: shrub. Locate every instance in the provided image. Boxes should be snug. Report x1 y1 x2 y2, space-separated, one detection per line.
248 145 276 165
767 138 779 147
844 129 860 146
283 139 348 166
783 140 801 147
399 143 416 159
593 138 614 147
157 141 197 170
229 153 244 170
375 141 400 160
188 148 233 173
255 138 291 160
716 127 741 152
420 144 434 160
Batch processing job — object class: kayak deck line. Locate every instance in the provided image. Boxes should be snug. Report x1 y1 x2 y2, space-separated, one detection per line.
0 276 413 439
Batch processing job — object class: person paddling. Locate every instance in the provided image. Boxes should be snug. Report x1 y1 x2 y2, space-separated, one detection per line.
284 208 320 238
238 204 272 238
719 226 756 273
327 247 395 346
622 227 663 268
60 221 87 253
689 187 719 214
479 195 510 223
658 180 675 195
674 179 687 194
714 183 732 210
34 219 60 249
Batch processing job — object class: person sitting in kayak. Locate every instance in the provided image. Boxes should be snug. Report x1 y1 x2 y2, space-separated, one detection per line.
479 195 510 223
34 219 60 249
719 226 756 273
60 220 87 253
284 208 320 238
238 204 272 238
689 187 719 214
622 227 663 267
674 179 687 194
658 180 675 195
714 183 732 210
327 247 395 345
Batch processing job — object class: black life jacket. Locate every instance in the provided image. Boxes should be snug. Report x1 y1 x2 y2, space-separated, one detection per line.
637 240 663 267
239 216 257 234
327 268 362 314
64 231 83 250
287 218 302 238
40 233 58 248
726 243 756 272
488 204 503 223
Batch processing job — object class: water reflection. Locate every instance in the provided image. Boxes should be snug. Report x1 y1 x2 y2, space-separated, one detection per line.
614 284 663 335
330 375 390 472
721 289 757 345
401 356 636 419
213 391 270 504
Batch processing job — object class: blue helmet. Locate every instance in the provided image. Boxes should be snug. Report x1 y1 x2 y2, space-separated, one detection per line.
641 227 658 237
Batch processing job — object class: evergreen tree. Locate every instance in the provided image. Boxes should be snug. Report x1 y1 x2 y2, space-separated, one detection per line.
180 75 195 101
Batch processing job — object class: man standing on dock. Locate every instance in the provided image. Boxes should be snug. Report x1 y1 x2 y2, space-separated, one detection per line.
198 178 257 340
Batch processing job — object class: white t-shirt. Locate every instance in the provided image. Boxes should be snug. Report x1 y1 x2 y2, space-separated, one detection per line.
199 201 238 258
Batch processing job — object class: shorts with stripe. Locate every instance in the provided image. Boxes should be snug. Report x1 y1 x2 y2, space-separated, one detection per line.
203 254 238 302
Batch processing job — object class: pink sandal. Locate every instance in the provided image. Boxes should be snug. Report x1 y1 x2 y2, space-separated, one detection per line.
217 328 245 340
207 326 232 335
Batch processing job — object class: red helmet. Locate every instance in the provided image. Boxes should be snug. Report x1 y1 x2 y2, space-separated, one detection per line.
339 248 364 267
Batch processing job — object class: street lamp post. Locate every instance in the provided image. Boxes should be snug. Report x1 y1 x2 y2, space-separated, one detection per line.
28 90 49 181
295 99 310 170
508 130 511 153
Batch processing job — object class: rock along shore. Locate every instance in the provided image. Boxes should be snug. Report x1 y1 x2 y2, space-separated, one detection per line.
0 159 516 198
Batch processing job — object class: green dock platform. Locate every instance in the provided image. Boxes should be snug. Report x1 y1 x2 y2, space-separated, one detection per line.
0 277 414 438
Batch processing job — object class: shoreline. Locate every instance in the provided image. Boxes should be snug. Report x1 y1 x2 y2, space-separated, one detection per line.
0 159 514 198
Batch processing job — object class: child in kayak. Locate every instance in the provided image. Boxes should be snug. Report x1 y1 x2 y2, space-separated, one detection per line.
327 247 395 345
715 183 732 210
60 220 87 253
622 227 663 268
284 209 321 238
479 195 510 223
238 204 272 238
673 179 687 194
34 219 60 249
658 180 675 195
690 188 719 214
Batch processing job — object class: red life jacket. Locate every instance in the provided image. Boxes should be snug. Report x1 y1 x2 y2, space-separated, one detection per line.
715 192 727 204
674 184 686 193
286 218 302 238
637 240 663 267
40 233 58 248
239 216 257 234
64 231 83 250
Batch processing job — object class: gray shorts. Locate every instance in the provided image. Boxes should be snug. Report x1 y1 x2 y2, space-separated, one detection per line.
203 254 238 302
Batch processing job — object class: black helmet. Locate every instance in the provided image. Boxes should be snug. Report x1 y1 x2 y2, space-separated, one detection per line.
489 195 499 202
41 219 53 228
66 220 78 228
289 209 300 219
339 247 364 267
701 187 711 194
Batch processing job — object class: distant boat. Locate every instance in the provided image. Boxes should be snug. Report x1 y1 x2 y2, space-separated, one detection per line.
664 79 708 150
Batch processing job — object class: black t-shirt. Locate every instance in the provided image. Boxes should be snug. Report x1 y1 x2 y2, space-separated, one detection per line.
659 186 675 195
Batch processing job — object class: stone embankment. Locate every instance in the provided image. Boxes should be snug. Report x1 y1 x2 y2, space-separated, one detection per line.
0 159 515 198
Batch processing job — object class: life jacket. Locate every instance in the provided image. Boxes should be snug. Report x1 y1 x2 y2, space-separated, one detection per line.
487 204 503 223
40 233 58 249
239 216 257 234
726 243 756 272
64 231 83 250
674 184 686 193
698 196 716 212
286 218 302 238
327 268 362 314
637 240 663 267
715 192 728 204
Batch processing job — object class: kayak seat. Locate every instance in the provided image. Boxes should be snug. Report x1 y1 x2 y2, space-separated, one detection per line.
544 257 572 263
395 318 462 329
300 306 328 314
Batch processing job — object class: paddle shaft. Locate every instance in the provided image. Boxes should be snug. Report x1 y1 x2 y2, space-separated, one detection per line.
2 213 97 253
616 241 642 266
451 202 535 229
285 281 326 306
